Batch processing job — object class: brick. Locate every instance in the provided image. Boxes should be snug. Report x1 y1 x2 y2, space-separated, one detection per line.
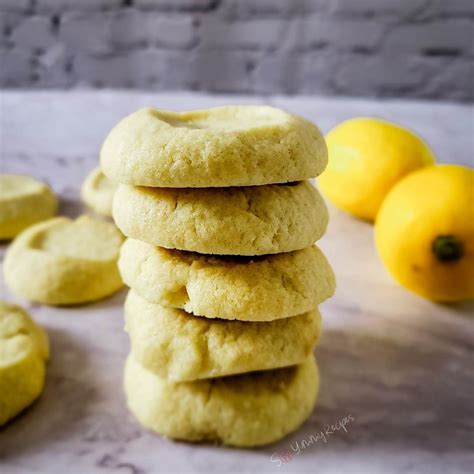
254 55 304 94
221 0 294 18
333 53 428 95
426 0 474 17
35 43 74 87
200 19 286 50
384 20 473 55
239 0 295 15
37 43 66 68
149 15 196 48
299 52 335 94
329 0 428 18
11 16 55 50
296 17 385 51
0 0 30 13
35 0 122 12
60 13 112 54
0 12 22 39
0 48 32 85
254 52 334 94
135 0 216 11
189 51 252 92
109 10 148 48
148 50 195 87
74 49 175 87
300 0 332 12
108 12 197 49
158 51 197 89
221 0 327 19
74 52 135 87
421 59 474 101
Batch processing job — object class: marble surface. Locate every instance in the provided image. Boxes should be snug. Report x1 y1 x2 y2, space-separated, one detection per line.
0 91 473 474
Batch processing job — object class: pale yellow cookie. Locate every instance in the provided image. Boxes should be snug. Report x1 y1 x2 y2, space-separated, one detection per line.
125 289 321 381
0 301 49 425
81 166 117 217
124 354 318 447
4 216 124 305
113 181 328 255
0 174 57 239
120 239 335 321
101 106 327 187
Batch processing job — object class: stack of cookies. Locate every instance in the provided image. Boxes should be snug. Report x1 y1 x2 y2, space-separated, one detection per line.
101 106 335 447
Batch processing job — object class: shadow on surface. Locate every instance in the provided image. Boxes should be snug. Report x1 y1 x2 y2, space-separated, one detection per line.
273 327 474 456
59 196 85 218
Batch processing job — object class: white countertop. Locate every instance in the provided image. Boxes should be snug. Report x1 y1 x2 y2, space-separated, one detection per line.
0 91 473 474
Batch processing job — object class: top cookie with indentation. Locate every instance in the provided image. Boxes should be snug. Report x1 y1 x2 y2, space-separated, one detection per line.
100 106 327 187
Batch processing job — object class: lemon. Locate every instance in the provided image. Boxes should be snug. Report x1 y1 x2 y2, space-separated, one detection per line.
375 165 474 302
318 118 435 221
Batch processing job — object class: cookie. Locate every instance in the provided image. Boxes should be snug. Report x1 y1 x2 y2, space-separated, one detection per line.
0 174 57 240
4 216 124 305
81 166 117 217
113 181 328 255
0 301 49 425
120 239 335 321
125 289 321 381
124 353 318 447
101 106 327 188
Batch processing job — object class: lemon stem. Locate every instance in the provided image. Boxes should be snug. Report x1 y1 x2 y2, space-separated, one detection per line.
432 235 463 263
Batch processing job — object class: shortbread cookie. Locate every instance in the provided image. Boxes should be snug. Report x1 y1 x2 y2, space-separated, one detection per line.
120 239 335 321
81 166 117 217
124 354 318 447
125 289 321 381
101 106 327 187
0 301 49 425
4 216 124 305
0 174 57 239
113 181 328 255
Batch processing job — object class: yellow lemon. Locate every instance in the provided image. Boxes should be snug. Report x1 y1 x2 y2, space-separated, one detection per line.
318 118 435 221
375 164 474 302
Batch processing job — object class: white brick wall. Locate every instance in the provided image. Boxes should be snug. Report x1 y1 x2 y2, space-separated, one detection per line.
0 0 472 100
